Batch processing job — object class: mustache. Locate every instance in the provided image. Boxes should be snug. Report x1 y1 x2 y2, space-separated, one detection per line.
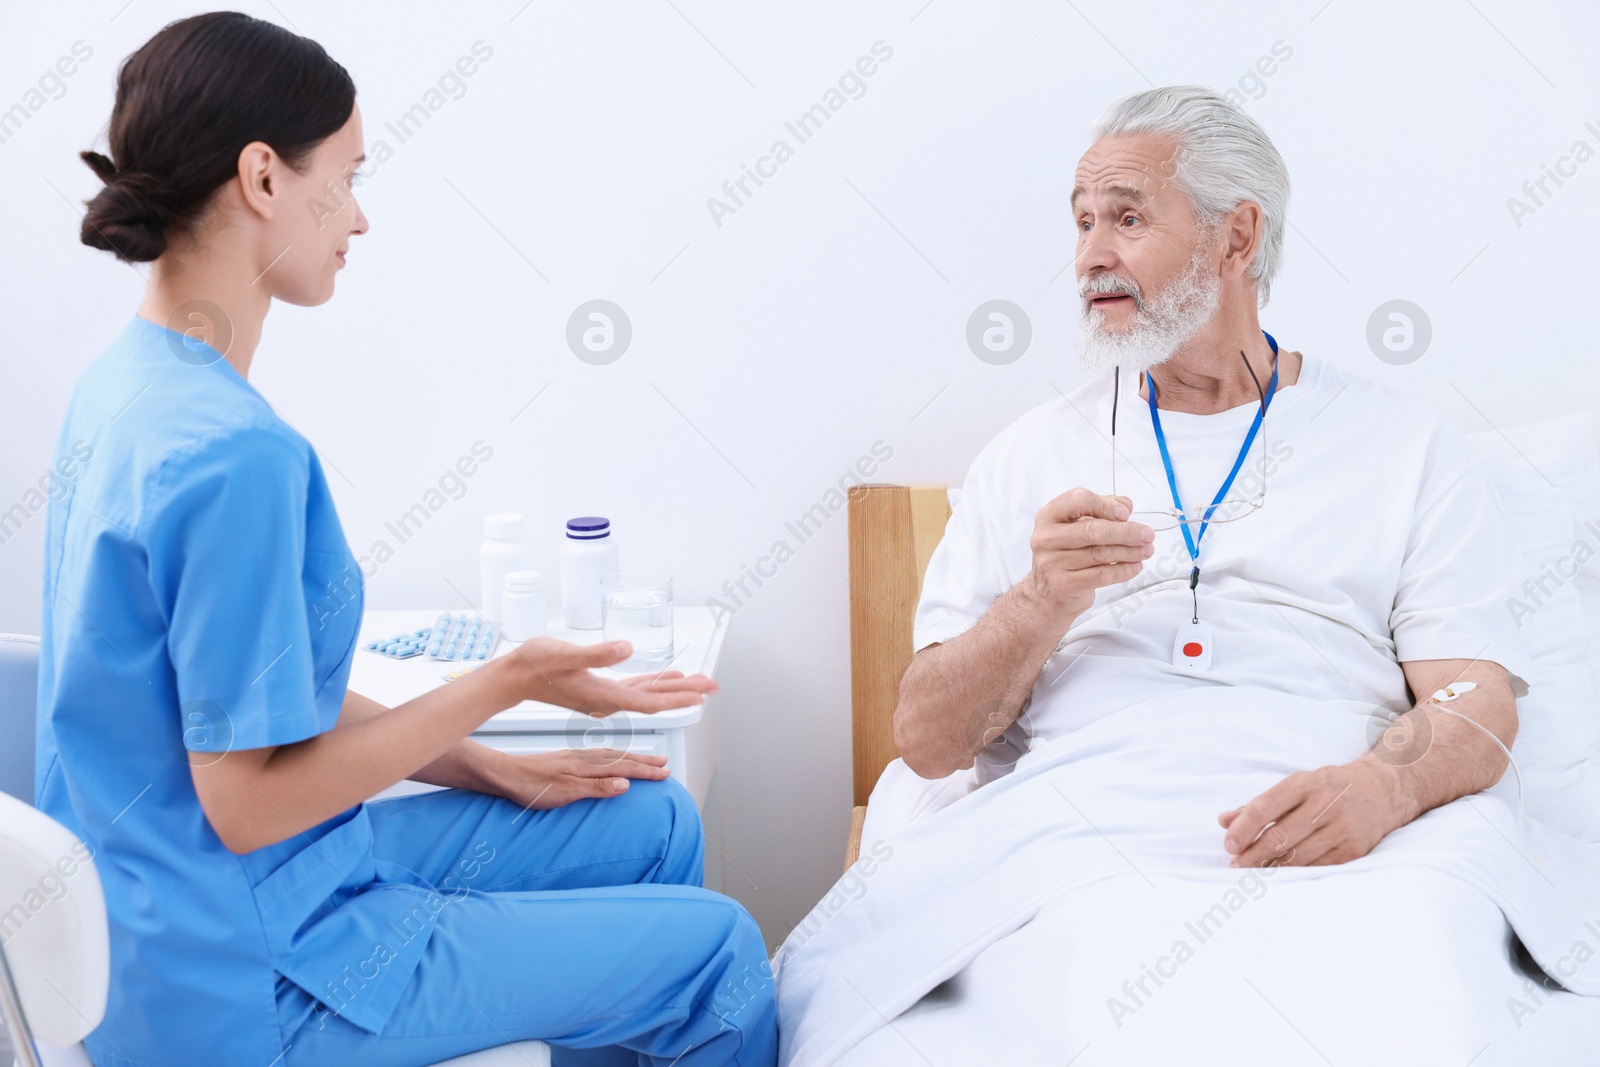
1079 273 1144 310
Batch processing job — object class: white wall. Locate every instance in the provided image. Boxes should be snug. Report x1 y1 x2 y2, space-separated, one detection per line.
2 0 1597 949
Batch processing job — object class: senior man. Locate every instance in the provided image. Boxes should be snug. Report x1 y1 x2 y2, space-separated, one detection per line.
772 86 1600 1067
890 85 1528 871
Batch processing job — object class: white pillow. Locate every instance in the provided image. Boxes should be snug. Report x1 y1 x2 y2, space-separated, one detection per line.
1467 412 1600 841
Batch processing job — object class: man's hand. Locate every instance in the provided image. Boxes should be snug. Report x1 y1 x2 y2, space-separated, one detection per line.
1219 660 1516 869
1023 489 1155 625
482 748 672 810
1218 756 1418 868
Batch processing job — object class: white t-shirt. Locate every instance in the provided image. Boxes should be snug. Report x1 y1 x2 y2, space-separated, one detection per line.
913 353 1534 783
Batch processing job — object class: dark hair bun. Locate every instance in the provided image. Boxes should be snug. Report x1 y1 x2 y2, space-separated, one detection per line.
79 151 177 262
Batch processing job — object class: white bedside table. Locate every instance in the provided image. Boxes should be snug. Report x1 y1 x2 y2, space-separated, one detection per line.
350 607 727 810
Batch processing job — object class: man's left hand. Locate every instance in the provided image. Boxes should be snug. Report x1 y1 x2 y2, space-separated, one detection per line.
1219 757 1418 868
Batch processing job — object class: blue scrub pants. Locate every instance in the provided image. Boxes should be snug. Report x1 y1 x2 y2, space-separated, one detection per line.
279 775 777 1067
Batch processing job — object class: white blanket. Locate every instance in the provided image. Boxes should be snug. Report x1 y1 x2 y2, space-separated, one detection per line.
773 687 1600 1065
832 869 1600 1066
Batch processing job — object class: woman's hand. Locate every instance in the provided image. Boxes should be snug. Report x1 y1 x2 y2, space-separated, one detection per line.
504 638 718 715
191 640 709 855
483 748 672 810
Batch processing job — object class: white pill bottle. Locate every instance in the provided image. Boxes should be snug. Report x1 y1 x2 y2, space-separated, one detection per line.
499 570 547 641
560 516 618 629
480 513 536 625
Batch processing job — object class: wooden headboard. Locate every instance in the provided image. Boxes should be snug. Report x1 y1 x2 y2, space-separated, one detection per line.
845 483 952 808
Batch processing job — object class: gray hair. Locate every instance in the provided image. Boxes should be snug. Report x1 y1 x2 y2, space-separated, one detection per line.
1088 85 1290 307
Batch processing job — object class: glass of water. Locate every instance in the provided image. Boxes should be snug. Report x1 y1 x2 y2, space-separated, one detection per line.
599 572 674 672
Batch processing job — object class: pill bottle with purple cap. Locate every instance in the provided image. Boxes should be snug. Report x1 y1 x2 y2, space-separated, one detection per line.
560 516 619 629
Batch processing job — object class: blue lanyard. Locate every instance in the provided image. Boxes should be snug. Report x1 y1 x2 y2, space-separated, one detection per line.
1145 331 1280 569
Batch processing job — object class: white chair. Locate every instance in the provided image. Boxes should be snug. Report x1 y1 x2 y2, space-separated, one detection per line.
0 635 549 1067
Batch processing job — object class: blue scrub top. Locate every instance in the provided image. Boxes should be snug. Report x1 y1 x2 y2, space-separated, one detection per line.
37 317 441 1066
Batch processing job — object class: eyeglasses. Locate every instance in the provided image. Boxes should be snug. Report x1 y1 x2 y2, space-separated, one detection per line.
1110 352 1270 533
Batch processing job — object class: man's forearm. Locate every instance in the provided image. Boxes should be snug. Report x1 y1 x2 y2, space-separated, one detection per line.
893 582 1070 779
893 488 1151 780
1373 668 1517 823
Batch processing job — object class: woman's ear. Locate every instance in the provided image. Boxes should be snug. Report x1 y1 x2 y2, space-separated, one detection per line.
235 141 280 220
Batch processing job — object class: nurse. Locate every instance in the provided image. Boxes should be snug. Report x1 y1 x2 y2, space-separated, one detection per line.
37 12 777 1067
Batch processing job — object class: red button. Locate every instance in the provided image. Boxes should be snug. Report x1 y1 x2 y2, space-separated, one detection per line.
1182 641 1204 657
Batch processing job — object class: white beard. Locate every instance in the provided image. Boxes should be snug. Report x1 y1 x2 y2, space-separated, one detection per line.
1074 245 1222 376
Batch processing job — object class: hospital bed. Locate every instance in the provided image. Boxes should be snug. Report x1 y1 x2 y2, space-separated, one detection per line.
827 412 1600 1064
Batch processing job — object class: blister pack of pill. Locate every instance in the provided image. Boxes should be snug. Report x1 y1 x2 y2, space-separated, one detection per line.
426 612 500 662
363 614 501 662
365 628 432 659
